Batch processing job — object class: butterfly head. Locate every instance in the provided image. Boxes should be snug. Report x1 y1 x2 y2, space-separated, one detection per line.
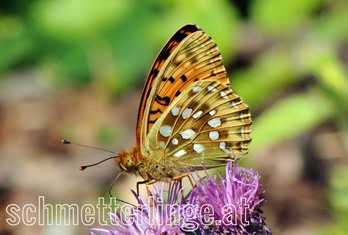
115 146 139 173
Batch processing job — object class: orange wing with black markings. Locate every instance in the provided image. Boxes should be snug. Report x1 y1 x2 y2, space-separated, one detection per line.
136 24 230 157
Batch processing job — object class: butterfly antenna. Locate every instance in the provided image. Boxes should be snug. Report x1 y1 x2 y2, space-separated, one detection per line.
62 139 116 154
62 139 117 171
79 156 116 171
62 139 133 206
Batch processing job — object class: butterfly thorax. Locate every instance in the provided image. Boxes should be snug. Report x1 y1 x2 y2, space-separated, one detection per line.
115 146 183 182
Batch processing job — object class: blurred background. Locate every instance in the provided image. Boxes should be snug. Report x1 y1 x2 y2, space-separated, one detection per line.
0 0 347 234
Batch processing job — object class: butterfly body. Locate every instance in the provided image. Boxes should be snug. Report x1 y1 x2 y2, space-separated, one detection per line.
116 145 182 182
115 24 252 183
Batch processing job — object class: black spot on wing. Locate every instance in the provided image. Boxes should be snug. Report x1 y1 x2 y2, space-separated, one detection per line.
148 119 157 124
180 74 187 82
172 24 200 42
156 25 200 62
162 76 175 83
155 95 171 106
150 108 163 114
150 69 159 78
161 49 171 60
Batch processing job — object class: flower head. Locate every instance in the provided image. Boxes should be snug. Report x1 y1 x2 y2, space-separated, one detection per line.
91 179 194 235
91 162 271 235
190 162 271 234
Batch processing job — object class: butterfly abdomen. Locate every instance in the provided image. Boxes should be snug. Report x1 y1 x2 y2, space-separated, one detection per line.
136 158 183 182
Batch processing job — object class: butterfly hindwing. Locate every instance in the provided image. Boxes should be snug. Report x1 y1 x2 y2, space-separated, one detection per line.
146 80 251 170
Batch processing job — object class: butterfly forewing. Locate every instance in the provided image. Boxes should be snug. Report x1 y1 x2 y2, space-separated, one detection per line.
136 25 200 148
137 25 230 157
146 80 251 170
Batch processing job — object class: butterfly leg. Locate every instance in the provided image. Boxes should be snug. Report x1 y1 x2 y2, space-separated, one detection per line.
136 179 157 196
137 179 157 208
229 151 239 167
172 173 195 189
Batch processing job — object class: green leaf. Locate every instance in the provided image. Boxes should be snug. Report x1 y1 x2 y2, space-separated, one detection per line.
251 92 332 149
251 0 323 35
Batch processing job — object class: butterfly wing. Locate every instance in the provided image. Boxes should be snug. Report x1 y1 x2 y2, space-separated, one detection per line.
145 80 252 170
136 24 230 157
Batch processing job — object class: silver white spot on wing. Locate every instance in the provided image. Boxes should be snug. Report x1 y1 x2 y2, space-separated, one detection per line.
171 106 180 116
193 110 203 119
209 131 220 140
240 126 250 138
220 91 228 98
240 127 246 137
159 141 165 148
231 100 239 108
219 142 230 153
240 113 249 120
241 143 248 151
172 138 179 145
208 117 222 128
192 86 202 93
180 129 196 140
159 125 172 137
182 108 192 119
174 149 187 157
207 86 216 92
193 144 205 154
209 109 216 116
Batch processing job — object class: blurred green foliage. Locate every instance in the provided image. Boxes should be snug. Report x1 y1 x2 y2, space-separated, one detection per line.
1 0 348 233
323 166 348 234
251 0 323 35
0 0 238 93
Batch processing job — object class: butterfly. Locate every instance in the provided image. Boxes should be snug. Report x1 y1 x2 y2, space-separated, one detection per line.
115 24 252 186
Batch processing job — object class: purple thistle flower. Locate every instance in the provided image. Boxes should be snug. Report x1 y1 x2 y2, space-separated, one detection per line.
91 162 271 235
190 162 272 235
91 179 196 235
